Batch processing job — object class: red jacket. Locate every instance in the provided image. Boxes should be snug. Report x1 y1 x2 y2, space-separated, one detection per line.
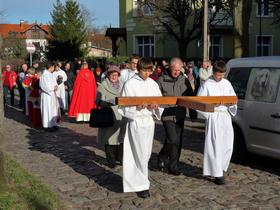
2 70 17 90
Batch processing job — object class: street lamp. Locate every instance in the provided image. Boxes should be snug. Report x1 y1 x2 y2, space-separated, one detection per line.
258 0 263 56
203 0 209 61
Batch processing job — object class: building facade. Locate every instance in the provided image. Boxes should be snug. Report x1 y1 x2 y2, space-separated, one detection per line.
117 0 280 60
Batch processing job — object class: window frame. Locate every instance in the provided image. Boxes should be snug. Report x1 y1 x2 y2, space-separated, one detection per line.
256 35 273 56
133 34 155 58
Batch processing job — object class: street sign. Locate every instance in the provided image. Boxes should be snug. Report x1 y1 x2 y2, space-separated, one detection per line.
26 43 36 53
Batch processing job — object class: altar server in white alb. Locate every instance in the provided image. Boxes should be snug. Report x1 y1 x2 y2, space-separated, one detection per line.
119 58 164 198
40 62 60 131
197 60 237 185
53 62 67 114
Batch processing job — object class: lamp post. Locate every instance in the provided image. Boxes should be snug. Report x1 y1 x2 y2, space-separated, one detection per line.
203 0 209 60
258 0 263 56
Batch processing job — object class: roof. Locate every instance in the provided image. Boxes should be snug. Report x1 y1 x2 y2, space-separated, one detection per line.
88 33 112 50
227 56 280 68
0 23 49 38
105 27 126 37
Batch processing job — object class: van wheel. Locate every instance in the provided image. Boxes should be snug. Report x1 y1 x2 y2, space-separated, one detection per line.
231 124 248 163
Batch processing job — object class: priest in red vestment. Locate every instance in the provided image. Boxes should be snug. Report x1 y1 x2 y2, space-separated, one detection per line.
68 62 97 122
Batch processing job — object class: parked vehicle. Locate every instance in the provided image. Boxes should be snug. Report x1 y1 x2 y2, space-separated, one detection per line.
226 56 280 161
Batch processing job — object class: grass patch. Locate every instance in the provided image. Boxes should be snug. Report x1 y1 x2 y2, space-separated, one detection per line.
0 155 64 210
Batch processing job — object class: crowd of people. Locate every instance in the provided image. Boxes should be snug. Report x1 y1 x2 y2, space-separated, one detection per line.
1 55 237 198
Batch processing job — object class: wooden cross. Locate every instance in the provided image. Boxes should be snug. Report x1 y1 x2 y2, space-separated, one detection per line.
116 96 238 112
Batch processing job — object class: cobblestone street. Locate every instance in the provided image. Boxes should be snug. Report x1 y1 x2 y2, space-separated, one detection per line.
2 104 280 210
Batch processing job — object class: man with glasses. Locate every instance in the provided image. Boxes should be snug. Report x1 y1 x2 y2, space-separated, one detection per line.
2 65 17 106
119 55 140 85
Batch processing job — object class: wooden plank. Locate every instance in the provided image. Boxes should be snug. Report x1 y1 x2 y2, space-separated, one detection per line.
116 96 178 106
177 98 215 112
116 96 237 106
116 96 237 112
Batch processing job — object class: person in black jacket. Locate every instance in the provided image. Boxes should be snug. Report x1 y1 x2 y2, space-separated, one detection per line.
64 62 75 111
157 57 193 176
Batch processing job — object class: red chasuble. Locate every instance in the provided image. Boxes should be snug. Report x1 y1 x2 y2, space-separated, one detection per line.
68 68 97 121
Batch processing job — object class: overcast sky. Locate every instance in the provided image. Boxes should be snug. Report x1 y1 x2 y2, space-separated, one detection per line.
0 0 119 27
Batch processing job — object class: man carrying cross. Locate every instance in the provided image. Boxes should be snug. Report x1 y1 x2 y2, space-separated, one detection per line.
157 57 193 176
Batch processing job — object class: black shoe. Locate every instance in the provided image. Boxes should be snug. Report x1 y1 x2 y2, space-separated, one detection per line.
158 160 165 171
107 162 117 169
214 176 225 185
136 190 150 198
168 169 182 176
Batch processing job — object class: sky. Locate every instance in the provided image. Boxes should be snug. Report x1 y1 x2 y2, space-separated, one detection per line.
0 0 119 27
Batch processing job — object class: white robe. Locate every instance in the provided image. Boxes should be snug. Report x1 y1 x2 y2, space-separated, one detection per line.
53 69 67 110
197 76 237 177
118 75 163 192
40 70 60 128
119 68 138 87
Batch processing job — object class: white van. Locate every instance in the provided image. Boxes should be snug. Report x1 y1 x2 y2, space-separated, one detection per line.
226 56 280 161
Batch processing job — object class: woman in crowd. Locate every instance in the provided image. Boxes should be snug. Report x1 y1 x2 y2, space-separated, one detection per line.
95 65 125 168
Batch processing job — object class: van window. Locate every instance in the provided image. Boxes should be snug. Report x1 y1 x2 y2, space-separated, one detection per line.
227 68 251 99
246 68 280 103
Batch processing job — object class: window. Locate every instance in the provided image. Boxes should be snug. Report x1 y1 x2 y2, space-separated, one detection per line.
132 0 153 17
135 36 155 57
257 0 272 17
256 36 272 56
246 68 280 103
227 68 251 99
210 36 222 60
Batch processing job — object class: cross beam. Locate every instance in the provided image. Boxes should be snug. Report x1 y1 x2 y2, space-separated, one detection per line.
116 96 238 112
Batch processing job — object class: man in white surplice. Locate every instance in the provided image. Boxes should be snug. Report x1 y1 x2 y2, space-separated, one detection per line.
119 55 139 86
40 62 60 130
53 62 67 113
118 58 164 198
197 60 237 185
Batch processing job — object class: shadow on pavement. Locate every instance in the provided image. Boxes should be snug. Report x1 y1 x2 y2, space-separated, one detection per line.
4 104 123 193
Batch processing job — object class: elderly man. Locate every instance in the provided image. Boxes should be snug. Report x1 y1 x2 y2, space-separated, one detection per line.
157 57 193 176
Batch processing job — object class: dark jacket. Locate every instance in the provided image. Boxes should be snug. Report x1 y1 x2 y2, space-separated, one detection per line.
65 70 75 90
157 70 191 122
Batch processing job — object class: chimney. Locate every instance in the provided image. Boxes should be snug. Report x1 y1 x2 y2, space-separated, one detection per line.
20 19 25 29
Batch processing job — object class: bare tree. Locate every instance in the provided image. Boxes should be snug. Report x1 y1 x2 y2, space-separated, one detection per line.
138 0 231 58
230 0 253 58
268 0 280 25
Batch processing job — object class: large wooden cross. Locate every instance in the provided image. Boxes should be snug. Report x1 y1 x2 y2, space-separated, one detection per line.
116 96 238 112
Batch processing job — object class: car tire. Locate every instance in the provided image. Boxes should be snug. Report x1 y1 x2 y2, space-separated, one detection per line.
231 124 249 163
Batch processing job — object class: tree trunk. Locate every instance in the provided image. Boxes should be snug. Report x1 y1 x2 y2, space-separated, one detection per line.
233 0 253 58
233 0 243 58
242 0 253 57
178 40 187 59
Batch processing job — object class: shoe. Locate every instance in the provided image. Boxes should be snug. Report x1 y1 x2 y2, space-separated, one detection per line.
136 190 150 198
158 160 165 171
108 163 117 169
168 169 182 176
214 176 225 185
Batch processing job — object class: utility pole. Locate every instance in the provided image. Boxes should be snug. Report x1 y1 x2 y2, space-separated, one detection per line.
203 0 209 60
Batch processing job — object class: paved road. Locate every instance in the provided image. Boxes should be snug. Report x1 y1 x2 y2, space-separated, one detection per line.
2 104 280 210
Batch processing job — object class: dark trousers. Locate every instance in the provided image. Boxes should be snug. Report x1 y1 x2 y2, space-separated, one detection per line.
18 85 25 107
158 120 185 171
3 86 15 105
105 143 123 165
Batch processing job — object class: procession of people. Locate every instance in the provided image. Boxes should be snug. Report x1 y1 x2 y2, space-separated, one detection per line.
1 55 237 198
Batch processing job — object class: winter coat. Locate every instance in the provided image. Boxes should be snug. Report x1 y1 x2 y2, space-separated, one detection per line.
95 78 125 145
